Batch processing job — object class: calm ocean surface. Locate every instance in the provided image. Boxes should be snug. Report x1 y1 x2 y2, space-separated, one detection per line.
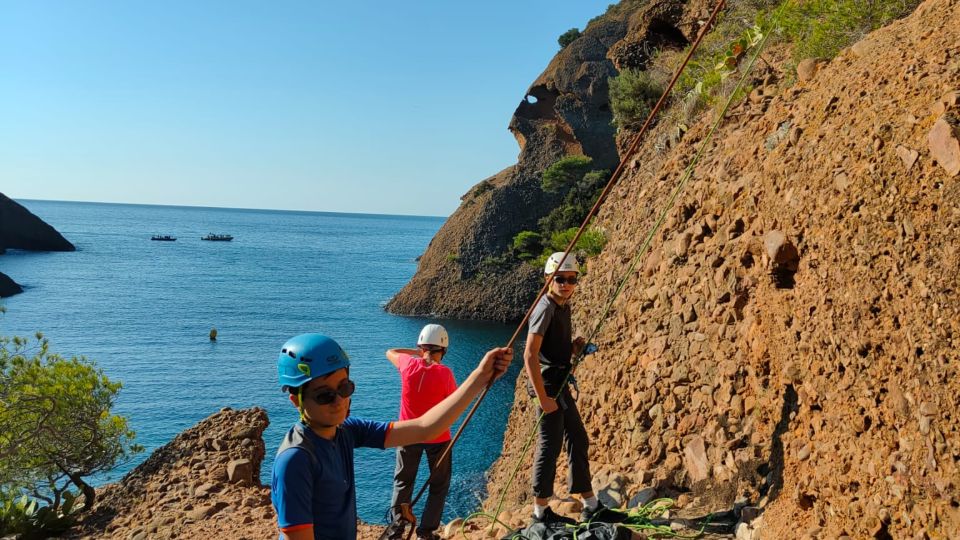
0 199 520 523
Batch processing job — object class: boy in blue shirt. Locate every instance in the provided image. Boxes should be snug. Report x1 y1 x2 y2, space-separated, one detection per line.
271 333 512 540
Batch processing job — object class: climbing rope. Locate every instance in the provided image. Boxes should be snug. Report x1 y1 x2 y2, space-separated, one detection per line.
383 0 764 537
466 498 712 539
471 14 773 540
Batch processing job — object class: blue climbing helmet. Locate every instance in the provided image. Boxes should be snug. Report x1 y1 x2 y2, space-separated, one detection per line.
277 333 350 391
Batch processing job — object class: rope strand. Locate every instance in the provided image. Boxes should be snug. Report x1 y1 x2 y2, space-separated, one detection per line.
397 1 742 535
476 21 772 540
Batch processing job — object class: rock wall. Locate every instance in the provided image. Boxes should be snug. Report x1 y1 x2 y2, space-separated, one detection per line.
0 193 75 252
0 193 75 297
484 0 960 537
386 0 706 322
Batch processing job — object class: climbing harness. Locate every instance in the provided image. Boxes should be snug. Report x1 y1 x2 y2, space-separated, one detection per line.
383 0 776 535
382 502 419 540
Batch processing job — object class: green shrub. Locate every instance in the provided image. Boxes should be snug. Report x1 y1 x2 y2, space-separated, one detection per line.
558 28 581 49
539 169 609 235
0 489 81 538
609 68 665 130
445 252 459 263
530 227 607 269
512 231 543 261
0 335 141 518
548 227 607 256
765 0 920 62
469 180 493 198
542 155 593 194
477 253 515 276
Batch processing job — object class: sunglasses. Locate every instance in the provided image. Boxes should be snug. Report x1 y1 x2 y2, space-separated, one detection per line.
552 275 579 285
308 379 355 405
420 345 445 353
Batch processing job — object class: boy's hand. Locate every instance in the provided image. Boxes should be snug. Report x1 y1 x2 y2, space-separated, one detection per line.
539 396 559 414
572 336 586 356
477 347 513 383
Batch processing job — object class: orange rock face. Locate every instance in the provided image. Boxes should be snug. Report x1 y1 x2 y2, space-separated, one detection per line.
485 0 960 538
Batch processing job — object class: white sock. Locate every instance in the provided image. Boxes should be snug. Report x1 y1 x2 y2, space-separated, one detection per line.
533 503 548 518
583 496 599 510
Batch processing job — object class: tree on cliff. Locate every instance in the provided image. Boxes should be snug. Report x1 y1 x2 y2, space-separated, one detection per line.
558 28 581 49
0 334 141 513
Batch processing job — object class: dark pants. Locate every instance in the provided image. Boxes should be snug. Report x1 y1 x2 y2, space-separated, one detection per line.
390 441 451 534
532 386 592 498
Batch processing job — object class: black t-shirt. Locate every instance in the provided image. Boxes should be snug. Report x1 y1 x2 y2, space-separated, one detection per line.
528 294 572 390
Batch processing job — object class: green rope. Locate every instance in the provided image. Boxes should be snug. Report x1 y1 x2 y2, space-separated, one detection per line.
469 27 772 540
462 498 711 539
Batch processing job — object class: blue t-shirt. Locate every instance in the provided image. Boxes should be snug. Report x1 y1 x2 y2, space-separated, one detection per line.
271 417 391 540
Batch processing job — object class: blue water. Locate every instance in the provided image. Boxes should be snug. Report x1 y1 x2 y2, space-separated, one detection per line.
0 199 520 523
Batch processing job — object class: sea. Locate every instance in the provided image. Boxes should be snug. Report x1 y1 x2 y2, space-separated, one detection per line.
0 199 522 524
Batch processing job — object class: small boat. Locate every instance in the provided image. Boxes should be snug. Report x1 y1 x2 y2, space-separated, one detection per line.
151 235 177 241
201 233 234 242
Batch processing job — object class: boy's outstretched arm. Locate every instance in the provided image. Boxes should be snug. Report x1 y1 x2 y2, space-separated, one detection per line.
385 347 512 448
386 348 418 368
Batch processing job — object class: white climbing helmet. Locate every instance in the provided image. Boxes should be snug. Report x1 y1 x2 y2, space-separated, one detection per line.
544 252 580 275
417 324 449 349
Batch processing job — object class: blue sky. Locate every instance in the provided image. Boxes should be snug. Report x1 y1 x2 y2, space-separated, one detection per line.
0 1 612 216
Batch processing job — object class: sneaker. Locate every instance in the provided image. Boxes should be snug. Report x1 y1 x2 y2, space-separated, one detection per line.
579 501 625 523
532 506 578 525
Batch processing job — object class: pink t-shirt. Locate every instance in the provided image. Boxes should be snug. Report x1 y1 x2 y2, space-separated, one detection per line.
397 353 457 444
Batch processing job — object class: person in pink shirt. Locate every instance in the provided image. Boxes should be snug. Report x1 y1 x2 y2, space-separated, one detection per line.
385 324 458 540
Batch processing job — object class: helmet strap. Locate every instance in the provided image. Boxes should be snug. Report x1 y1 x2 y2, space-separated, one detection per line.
297 386 308 424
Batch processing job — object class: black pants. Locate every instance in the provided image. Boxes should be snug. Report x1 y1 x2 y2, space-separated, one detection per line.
390 441 451 534
532 386 592 498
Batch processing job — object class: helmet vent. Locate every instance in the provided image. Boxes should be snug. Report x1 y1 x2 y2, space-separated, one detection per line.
301 357 313 363
287 351 296 358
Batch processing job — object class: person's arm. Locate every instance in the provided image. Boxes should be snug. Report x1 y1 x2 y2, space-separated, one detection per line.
386 348 418 369
384 347 512 448
524 333 558 413
281 528 314 540
273 449 315 540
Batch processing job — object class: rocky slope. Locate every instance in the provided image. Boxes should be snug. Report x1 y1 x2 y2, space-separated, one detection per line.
482 0 960 537
0 193 75 297
71 408 387 540
386 0 708 322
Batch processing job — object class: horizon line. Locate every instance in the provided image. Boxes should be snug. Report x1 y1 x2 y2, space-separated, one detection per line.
15 197 448 220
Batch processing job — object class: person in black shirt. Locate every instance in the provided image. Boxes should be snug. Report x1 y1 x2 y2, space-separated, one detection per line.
524 252 607 525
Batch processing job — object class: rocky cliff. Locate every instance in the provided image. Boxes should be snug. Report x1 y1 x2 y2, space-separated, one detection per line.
482 0 960 537
0 194 75 253
0 272 23 298
386 0 708 322
0 194 75 297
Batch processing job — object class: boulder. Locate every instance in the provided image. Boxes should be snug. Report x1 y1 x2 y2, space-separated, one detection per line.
928 114 960 176
226 459 253 486
683 436 710 482
796 58 820 82
0 272 22 298
0 194 75 252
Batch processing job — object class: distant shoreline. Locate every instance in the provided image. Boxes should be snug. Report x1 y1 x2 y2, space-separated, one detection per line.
15 198 447 221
